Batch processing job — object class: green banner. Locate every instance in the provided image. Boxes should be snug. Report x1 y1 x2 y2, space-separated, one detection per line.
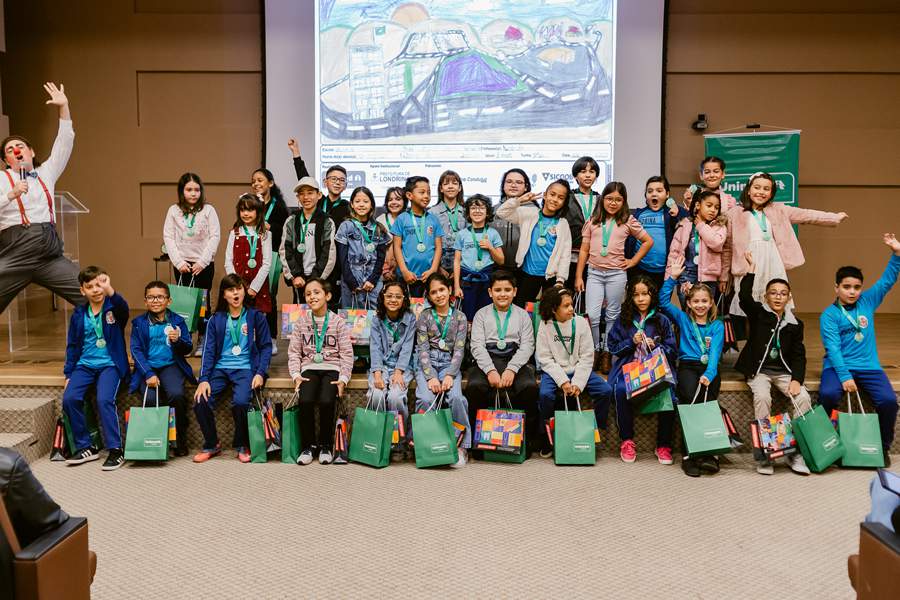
703 131 800 208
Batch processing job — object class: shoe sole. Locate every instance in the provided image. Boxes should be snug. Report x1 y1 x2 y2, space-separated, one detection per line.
66 454 100 465
192 451 221 463
620 455 636 463
757 468 775 475
102 460 125 471
656 456 674 465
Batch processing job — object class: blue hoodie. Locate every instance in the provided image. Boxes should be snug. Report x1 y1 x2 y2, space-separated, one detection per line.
821 254 900 382
129 310 197 393
64 293 130 379
199 308 272 382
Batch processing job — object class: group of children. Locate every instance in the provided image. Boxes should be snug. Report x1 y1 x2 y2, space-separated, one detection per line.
61 150 900 475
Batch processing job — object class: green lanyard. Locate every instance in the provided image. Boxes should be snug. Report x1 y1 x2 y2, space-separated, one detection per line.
383 318 400 343
184 211 197 237
431 308 453 350
385 213 395 231
470 227 486 266
445 201 461 232
577 190 594 220
227 309 245 353
411 210 427 251
324 196 342 214
689 318 711 364
242 225 259 266
296 212 312 252
552 319 576 356
839 304 864 342
769 315 783 359
600 218 615 256
87 307 106 348
751 209 771 241
264 200 275 223
353 219 376 252
633 309 656 332
312 312 330 361
492 306 512 350
536 213 556 246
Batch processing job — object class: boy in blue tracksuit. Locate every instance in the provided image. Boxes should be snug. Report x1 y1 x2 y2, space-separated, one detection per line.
129 280 197 456
63 266 130 471
193 273 272 463
819 233 900 463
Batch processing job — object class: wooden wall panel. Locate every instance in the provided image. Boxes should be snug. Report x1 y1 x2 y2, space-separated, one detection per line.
1 0 262 304
670 0 900 14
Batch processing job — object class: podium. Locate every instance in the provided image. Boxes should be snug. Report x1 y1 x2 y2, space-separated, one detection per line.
2 191 89 353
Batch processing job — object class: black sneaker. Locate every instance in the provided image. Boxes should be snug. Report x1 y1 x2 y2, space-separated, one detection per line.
66 447 100 465
681 457 701 477
102 449 126 471
699 456 720 474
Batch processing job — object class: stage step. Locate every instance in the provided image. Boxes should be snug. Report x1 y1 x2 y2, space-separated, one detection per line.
0 396 56 463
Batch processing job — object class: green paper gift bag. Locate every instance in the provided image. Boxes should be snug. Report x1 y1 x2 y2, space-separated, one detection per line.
248 395 268 463
169 278 204 333
411 393 459 468
281 397 302 464
268 253 283 294
124 389 169 461
349 393 393 468
639 386 675 415
837 392 884 468
554 396 596 466
677 386 731 458
792 404 844 473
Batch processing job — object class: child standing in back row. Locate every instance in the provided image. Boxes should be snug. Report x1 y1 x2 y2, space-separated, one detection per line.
391 176 443 299
625 175 687 292
453 194 504 321
818 234 900 466
665 189 728 305
430 170 465 275
335 186 390 308
225 194 272 315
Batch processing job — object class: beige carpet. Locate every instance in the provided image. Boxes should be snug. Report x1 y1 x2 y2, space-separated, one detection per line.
29 451 882 599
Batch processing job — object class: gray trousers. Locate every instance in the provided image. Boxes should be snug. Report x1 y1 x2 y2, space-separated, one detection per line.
0 223 84 313
747 371 812 421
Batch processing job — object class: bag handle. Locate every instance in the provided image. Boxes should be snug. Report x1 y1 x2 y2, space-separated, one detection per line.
142 386 160 409
253 390 264 411
493 389 501 411
503 390 514 411
426 390 445 413
573 292 585 315
845 391 865 415
690 384 708 405
284 391 299 410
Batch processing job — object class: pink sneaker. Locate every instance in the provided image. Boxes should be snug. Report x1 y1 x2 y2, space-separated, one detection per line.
655 447 674 465
619 440 636 463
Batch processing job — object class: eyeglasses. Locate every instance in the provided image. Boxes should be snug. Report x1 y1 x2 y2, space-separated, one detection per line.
326 176 346 184
767 291 790 298
145 295 169 301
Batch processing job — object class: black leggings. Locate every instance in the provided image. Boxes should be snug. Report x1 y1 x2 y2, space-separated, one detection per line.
298 370 339 448
513 270 557 307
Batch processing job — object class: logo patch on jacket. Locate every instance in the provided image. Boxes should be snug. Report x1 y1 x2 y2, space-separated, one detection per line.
241 323 249 335
105 312 116 325
858 316 869 329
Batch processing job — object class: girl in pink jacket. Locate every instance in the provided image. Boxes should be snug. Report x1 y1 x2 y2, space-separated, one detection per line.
725 172 847 314
665 190 728 305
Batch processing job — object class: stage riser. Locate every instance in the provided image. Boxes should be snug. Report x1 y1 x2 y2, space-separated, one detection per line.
1 385 897 459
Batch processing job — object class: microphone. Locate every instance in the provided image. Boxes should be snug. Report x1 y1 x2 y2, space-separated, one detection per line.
14 151 26 180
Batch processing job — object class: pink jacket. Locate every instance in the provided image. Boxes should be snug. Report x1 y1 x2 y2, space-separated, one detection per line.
725 203 843 276
665 218 728 283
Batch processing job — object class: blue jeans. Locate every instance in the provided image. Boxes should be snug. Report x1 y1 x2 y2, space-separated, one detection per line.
63 365 123 450
193 368 252 450
585 267 627 351
538 371 612 429
819 367 897 449
414 349 471 448
139 363 188 447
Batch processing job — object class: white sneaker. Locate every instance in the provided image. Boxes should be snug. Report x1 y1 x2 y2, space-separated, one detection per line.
193 335 204 357
271 339 278 356
756 462 774 475
318 448 334 465
451 448 467 468
788 453 810 476
297 448 314 466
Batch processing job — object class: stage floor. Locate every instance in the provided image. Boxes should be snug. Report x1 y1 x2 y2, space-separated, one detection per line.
1 309 898 389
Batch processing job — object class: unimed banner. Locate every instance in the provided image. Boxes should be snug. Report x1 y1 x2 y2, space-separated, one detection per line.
703 130 801 208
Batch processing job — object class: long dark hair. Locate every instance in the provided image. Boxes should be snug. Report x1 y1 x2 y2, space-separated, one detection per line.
739 172 777 211
214 274 246 313
252 168 285 207
438 170 464 205
620 275 660 324
383 186 407 216
376 280 411 320
591 181 629 225
232 193 266 235
689 189 721 221
176 172 205 215
350 186 388 236
499 168 531 200
539 286 572 322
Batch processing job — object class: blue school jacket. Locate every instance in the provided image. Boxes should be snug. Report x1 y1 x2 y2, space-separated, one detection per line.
64 293 130 380
199 308 272 383
129 310 197 393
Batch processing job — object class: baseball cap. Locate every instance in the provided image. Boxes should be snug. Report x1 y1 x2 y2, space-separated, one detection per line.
293 176 321 193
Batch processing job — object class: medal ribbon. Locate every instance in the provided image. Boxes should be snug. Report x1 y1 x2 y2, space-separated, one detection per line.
492 306 511 347
264 200 275 223
537 213 556 240
353 219 374 246
751 209 770 239
445 201 460 232
411 210 427 247
297 212 312 245
600 218 615 254
689 318 710 358
577 190 594 220
431 308 453 347
633 309 656 333
184 211 197 232
839 304 862 336
242 225 259 263
553 319 576 356
88 307 105 345
228 308 245 349
470 227 485 264
383 318 400 343
312 312 330 355
692 226 700 257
